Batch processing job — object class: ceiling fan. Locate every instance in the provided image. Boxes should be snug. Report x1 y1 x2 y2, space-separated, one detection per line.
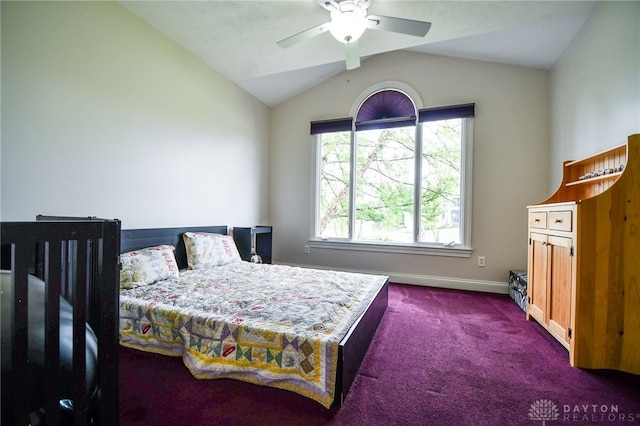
276 0 431 70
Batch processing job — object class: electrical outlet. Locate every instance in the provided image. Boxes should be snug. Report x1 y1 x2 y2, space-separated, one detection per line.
304 245 310 254
477 256 486 267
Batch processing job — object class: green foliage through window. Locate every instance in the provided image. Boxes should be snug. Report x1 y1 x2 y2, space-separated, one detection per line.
317 118 464 245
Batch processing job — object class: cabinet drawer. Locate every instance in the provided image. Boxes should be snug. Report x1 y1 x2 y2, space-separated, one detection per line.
529 212 547 229
548 211 572 231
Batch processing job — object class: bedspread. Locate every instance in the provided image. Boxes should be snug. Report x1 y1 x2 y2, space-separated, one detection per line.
119 262 387 407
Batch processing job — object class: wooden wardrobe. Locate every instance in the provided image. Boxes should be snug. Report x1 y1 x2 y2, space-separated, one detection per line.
527 133 639 375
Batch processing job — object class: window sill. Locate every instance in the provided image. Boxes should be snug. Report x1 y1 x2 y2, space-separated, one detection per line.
308 240 473 258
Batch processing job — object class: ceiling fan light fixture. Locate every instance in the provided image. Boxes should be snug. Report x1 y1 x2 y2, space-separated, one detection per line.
277 0 431 71
329 8 367 43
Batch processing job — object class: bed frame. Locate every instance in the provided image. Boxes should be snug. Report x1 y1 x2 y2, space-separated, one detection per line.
120 225 389 406
1 217 121 426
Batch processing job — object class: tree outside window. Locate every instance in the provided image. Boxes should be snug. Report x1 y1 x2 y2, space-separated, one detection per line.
313 89 473 250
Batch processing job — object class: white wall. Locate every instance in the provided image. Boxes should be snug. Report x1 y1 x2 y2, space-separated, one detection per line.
550 1 640 190
1 1 270 229
4 1 634 293
270 50 550 290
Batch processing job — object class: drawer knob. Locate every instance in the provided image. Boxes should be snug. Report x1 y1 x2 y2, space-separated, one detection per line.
555 219 563 223
534 219 540 222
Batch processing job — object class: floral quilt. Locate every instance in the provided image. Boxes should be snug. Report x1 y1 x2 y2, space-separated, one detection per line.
119 262 387 407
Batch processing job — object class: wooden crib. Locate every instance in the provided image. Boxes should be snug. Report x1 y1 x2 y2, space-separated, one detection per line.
1 216 121 425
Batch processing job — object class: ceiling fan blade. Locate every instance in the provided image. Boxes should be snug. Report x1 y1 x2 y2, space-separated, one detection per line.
316 0 339 12
277 22 331 48
344 41 361 70
366 14 431 37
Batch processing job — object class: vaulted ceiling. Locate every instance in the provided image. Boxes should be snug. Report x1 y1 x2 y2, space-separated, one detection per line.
119 0 597 106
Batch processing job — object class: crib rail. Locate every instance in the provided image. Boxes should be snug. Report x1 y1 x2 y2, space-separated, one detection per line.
1 219 120 426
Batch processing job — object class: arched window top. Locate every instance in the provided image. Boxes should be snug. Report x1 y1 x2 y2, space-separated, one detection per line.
356 89 416 122
355 89 417 131
309 80 473 134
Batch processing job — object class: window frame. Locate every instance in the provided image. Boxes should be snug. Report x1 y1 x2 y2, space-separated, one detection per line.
310 85 474 258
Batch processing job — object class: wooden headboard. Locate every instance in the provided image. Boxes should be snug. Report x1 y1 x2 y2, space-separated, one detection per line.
120 225 228 270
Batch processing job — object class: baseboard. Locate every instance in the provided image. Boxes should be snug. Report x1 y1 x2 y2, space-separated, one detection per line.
282 263 509 294
386 272 509 294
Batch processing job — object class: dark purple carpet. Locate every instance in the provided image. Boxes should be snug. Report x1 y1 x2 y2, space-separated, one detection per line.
119 284 640 425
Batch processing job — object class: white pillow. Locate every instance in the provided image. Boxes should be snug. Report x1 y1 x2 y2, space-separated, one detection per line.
183 232 241 269
120 245 179 289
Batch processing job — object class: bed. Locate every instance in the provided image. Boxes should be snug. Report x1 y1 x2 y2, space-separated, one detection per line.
1 217 120 426
119 225 388 407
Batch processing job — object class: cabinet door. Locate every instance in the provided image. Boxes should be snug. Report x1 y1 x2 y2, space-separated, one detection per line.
547 235 573 344
527 232 548 324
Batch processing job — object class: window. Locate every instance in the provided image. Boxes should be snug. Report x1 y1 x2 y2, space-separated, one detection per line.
311 87 474 256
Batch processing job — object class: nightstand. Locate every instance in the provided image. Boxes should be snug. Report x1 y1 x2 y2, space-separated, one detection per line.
232 226 272 264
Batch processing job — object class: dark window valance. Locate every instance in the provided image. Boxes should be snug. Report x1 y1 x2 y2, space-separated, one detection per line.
418 103 475 123
310 117 353 134
310 102 475 135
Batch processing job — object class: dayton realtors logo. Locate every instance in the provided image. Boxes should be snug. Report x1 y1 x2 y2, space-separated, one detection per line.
529 399 640 424
529 399 560 425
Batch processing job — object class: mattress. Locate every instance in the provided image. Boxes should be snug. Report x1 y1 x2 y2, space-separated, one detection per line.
119 262 387 407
